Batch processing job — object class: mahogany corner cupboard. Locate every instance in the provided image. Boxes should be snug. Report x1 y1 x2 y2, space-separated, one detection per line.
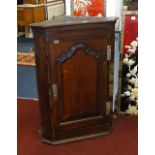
31 16 117 145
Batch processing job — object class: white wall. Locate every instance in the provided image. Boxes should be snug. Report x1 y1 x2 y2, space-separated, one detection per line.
106 0 116 17
106 0 123 31
65 0 71 15
106 0 123 111
106 0 123 17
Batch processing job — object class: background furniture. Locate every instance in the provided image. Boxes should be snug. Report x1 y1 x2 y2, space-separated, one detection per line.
17 0 65 37
17 4 46 37
24 0 44 4
46 0 65 20
31 16 117 144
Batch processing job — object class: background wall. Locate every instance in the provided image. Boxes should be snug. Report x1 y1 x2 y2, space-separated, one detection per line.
106 0 123 31
65 0 123 31
65 0 71 15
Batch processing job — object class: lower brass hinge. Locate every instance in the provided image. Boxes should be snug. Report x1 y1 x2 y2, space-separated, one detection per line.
106 101 112 115
52 84 58 97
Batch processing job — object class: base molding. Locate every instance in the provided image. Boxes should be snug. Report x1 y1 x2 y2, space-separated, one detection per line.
41 131 111 145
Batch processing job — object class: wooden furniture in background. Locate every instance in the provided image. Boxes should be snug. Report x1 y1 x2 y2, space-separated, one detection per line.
24 0 44 4
17 4 46 37
31 16 117 145
46 1 65 20
17 0 65 37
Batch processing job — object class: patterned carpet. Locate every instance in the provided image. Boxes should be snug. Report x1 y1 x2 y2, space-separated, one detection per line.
17 52 36 66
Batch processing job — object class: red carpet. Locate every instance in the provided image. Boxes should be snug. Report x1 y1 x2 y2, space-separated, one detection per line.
17 99 138 155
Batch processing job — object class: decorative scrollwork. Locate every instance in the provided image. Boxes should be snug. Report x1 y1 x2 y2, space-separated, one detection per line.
56 43 104 63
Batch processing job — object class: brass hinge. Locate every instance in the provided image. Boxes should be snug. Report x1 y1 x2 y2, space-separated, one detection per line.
107 45 111 61
106 101 112 115
52 84 58 97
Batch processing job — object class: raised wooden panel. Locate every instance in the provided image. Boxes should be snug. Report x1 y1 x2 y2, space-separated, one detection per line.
58 47 98 122
49 38 109 131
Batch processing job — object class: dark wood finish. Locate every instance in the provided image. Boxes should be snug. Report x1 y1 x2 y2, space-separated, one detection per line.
31 16 117 144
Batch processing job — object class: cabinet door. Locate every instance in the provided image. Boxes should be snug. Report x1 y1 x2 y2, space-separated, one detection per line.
49 37 111 132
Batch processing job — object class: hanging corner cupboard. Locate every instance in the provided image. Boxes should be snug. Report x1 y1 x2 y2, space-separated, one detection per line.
31 16 117 145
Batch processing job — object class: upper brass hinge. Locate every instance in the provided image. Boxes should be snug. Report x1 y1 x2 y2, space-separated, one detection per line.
107 45 111 61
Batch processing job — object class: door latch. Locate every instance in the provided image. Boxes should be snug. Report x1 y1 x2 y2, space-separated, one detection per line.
107 45 111 61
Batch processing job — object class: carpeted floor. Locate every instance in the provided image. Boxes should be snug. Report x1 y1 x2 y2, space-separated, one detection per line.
17 66 38 99
17 35 38 99
17 52 35 66
17 99 138 155
17 35 34 52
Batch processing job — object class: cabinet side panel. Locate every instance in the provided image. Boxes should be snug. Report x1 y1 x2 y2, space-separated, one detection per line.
33 32 53 140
